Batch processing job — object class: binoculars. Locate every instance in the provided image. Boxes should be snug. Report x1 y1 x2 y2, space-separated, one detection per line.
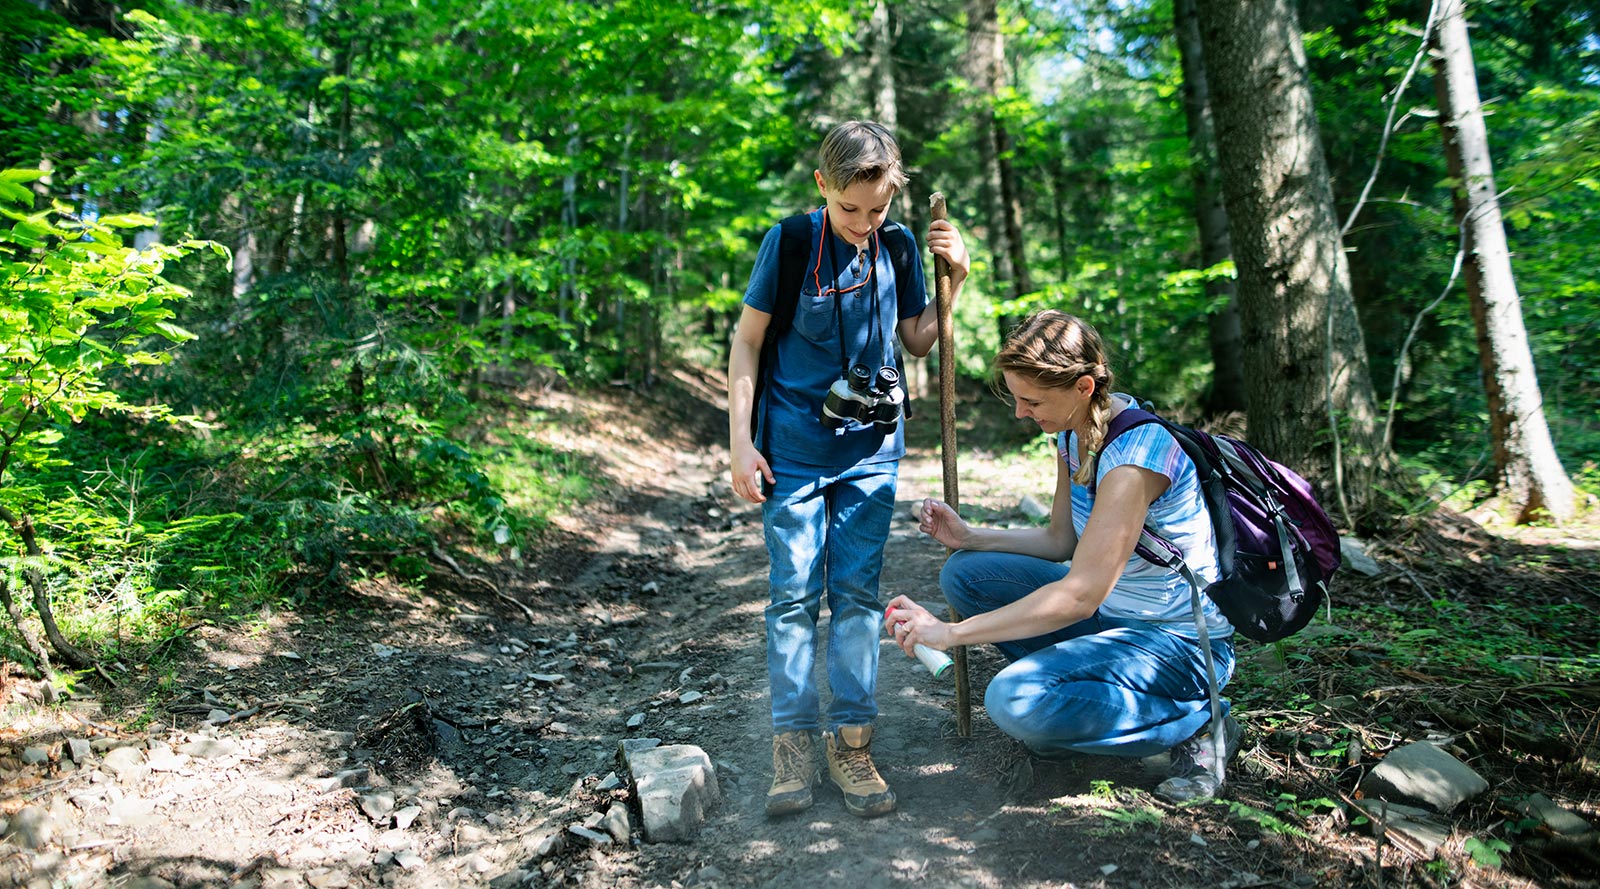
821 364 904 429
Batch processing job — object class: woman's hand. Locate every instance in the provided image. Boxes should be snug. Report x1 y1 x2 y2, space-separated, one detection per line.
730 443 774 504
884 595 955 656
918 497 970 549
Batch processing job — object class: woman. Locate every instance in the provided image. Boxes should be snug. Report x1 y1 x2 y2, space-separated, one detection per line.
884 310 1240 802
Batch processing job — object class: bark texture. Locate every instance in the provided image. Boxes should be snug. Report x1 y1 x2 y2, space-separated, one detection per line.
1431 0 1575 522
1174 0 1246 417
1194 0 1384 510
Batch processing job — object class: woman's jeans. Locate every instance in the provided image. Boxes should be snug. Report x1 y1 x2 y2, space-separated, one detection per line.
941 549 1235 758
763 460 898 734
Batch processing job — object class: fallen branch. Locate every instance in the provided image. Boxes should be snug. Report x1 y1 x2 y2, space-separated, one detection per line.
430 544 536 621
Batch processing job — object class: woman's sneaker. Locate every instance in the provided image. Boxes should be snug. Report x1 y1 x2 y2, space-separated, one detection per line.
766 731 820 816
1156 714 1242 803
825 725 896 817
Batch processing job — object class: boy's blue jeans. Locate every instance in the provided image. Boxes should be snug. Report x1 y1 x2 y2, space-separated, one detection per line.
941 549 1235 758
763 460 898 734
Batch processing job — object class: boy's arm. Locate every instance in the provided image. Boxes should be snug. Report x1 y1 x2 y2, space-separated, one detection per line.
728 305 774 503
899 219 970 357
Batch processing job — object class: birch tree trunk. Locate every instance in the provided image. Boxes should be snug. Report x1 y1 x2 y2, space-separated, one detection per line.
1195 0 1385 514
1431 0 1576 522
1174 0 1246 417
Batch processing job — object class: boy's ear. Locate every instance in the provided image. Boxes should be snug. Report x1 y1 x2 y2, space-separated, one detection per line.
813 170 828 196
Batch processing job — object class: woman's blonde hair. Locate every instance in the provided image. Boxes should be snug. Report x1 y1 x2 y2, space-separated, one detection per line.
994 311 1115 485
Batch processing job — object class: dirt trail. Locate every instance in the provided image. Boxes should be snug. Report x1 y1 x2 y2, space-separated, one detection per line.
2 374 1491 888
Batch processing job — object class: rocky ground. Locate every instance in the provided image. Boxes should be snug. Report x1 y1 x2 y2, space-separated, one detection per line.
1 368 1597 889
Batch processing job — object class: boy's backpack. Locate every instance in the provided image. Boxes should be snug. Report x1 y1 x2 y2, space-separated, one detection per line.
1094 408 1342 643
750 212 917 447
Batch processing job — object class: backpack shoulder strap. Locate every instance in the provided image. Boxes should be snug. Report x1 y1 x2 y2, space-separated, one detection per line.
767 213 813 343
878 219 918 419
1088 407 1163 495
879 219 916 307
751 213 814 450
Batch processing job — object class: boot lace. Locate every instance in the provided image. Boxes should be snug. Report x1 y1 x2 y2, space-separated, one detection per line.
773 734 810 785
835 742 881 785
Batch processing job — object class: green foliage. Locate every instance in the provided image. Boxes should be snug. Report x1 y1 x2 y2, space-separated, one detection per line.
0 167 223 661
1215 799 1311 838
1464 836 1511 868
1093 804 1164 836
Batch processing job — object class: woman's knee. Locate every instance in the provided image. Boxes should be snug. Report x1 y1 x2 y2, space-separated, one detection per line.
939 550 987 613
984 672 1047 738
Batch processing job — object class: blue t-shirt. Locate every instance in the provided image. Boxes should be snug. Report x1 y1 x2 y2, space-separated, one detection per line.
1061 396 1233 639
743 208 927 469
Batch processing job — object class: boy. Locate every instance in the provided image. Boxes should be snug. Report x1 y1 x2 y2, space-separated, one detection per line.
727 120 969 817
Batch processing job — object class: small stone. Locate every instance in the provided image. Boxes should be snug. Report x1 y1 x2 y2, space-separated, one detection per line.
176 738 242 760
1517 793 1595 836
6 805 51 848
678 690 704 705
597 772 623 791
534 832 565 857
393 849 424 869
603 802 631 843
312 767 370 793
305 869 352 889
489 870 528 889
567 824 611 846
100 746 148 783
20 747 49 766
393 806 423 830
530 674 565 686
626 713 646 729
67 738 92 763
1100 864 1119 876
145 744 189 772
361 792 397 821
1017 494 1050 520
206 708 232 724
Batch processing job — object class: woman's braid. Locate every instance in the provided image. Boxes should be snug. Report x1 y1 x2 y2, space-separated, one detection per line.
994 311 1114 485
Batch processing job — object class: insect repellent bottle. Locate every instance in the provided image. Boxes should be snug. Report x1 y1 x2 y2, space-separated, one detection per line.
884 606 952 678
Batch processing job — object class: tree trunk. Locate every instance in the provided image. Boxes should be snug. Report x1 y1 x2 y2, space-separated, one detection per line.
965 0 1015 297
869 0 898 133
996 120 1032 299
1174 0 1246 417
1194 0 1385 516
1431 0 1576 523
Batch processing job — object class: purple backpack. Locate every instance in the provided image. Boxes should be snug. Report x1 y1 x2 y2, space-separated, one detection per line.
1097 409 1342 642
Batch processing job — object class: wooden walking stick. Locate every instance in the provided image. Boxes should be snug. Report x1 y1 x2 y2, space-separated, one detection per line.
929 193 972 737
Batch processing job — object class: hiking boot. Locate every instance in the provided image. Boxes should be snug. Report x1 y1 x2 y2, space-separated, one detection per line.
766 730 820 816
1156 714 1243 803
825 725 896 817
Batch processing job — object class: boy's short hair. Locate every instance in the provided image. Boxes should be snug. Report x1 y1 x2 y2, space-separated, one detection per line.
818 121 910 192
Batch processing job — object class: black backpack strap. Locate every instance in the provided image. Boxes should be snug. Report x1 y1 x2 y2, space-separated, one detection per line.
750 214 813 449
880 220 917 419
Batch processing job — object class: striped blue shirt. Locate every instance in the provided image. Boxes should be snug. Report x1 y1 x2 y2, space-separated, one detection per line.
1060 396 1232 639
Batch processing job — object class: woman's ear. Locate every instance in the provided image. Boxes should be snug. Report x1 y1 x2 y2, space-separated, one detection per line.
1077 373 1097 400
